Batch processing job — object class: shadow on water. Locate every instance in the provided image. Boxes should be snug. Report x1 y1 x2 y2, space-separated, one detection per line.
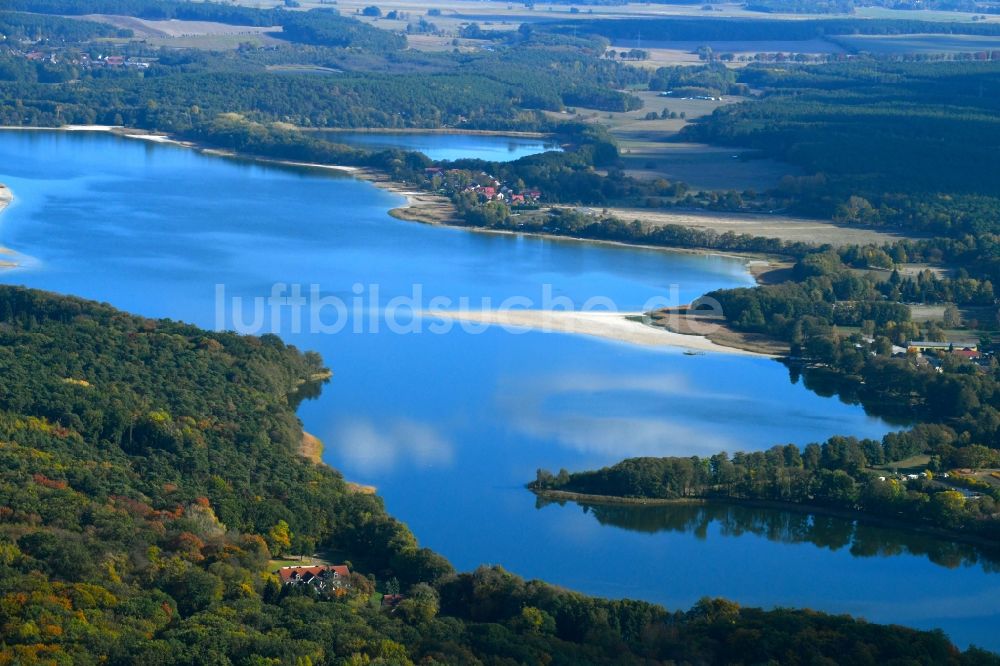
537 496 1000 574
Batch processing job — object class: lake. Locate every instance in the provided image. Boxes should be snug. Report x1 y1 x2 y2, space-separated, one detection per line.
318 130 561 162
1 129 997 651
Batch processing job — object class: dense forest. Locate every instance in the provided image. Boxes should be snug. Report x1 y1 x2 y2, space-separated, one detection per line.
0 11 132 42
683 61 1000 235
0 32 644 131
276 9 407 52
2 286 992 663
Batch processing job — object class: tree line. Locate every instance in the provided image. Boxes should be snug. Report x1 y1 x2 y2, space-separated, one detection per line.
531 425 1000 538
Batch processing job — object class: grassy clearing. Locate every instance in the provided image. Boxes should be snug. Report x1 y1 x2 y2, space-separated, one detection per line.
618 141 799 193
87 14 283 49
909 304 947 322
266 64 342 75
897 264 953 279
578 206 907 247
870 454 932 474
854 6 1000 22
267 556 331 572
649 308 789 356
835 33 1000 55
584 91 733 136
566 91 800 192
147 34 280 49
617 38 845 62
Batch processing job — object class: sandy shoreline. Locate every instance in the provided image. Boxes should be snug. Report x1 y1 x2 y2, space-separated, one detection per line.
0 184 17 268
424 309 772 356
300 430 376 494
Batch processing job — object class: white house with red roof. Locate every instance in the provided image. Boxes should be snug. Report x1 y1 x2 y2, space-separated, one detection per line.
278 564 351 591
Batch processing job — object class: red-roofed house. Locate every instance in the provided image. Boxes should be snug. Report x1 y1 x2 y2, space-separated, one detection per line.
952 349 981 360
278 564 351 591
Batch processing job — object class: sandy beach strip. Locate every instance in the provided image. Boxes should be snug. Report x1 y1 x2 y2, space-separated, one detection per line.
123 132 187 145
0 184 17 268
423 309 771 356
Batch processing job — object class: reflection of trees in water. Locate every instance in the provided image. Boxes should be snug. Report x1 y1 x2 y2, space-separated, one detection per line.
787 362 914 427
539 497 1000 573
289 377 328 410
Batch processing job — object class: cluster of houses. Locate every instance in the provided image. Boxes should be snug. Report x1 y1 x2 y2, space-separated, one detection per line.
853 337 993 370
905 340 981 359
659 91 723 102
877 471 932 483
904 340 993 369
424 167 542 205
12 47 153 70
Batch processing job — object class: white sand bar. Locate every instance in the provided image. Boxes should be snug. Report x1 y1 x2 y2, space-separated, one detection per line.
424 309 770 356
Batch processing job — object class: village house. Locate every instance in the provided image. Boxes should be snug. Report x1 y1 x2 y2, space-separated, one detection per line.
381 593 405 609
278 564 351 591
907 340 979 354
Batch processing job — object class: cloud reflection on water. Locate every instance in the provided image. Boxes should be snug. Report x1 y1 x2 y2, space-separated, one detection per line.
499 371 739 458
333 418 453 473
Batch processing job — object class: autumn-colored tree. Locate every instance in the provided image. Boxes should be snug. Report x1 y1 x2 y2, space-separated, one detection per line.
267 520 292 557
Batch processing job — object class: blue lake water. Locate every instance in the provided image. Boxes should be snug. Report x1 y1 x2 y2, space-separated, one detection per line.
324 131 561 162
1 129 998 651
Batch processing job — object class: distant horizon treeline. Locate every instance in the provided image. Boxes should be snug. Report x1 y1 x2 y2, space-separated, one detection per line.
541 16 1000 42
